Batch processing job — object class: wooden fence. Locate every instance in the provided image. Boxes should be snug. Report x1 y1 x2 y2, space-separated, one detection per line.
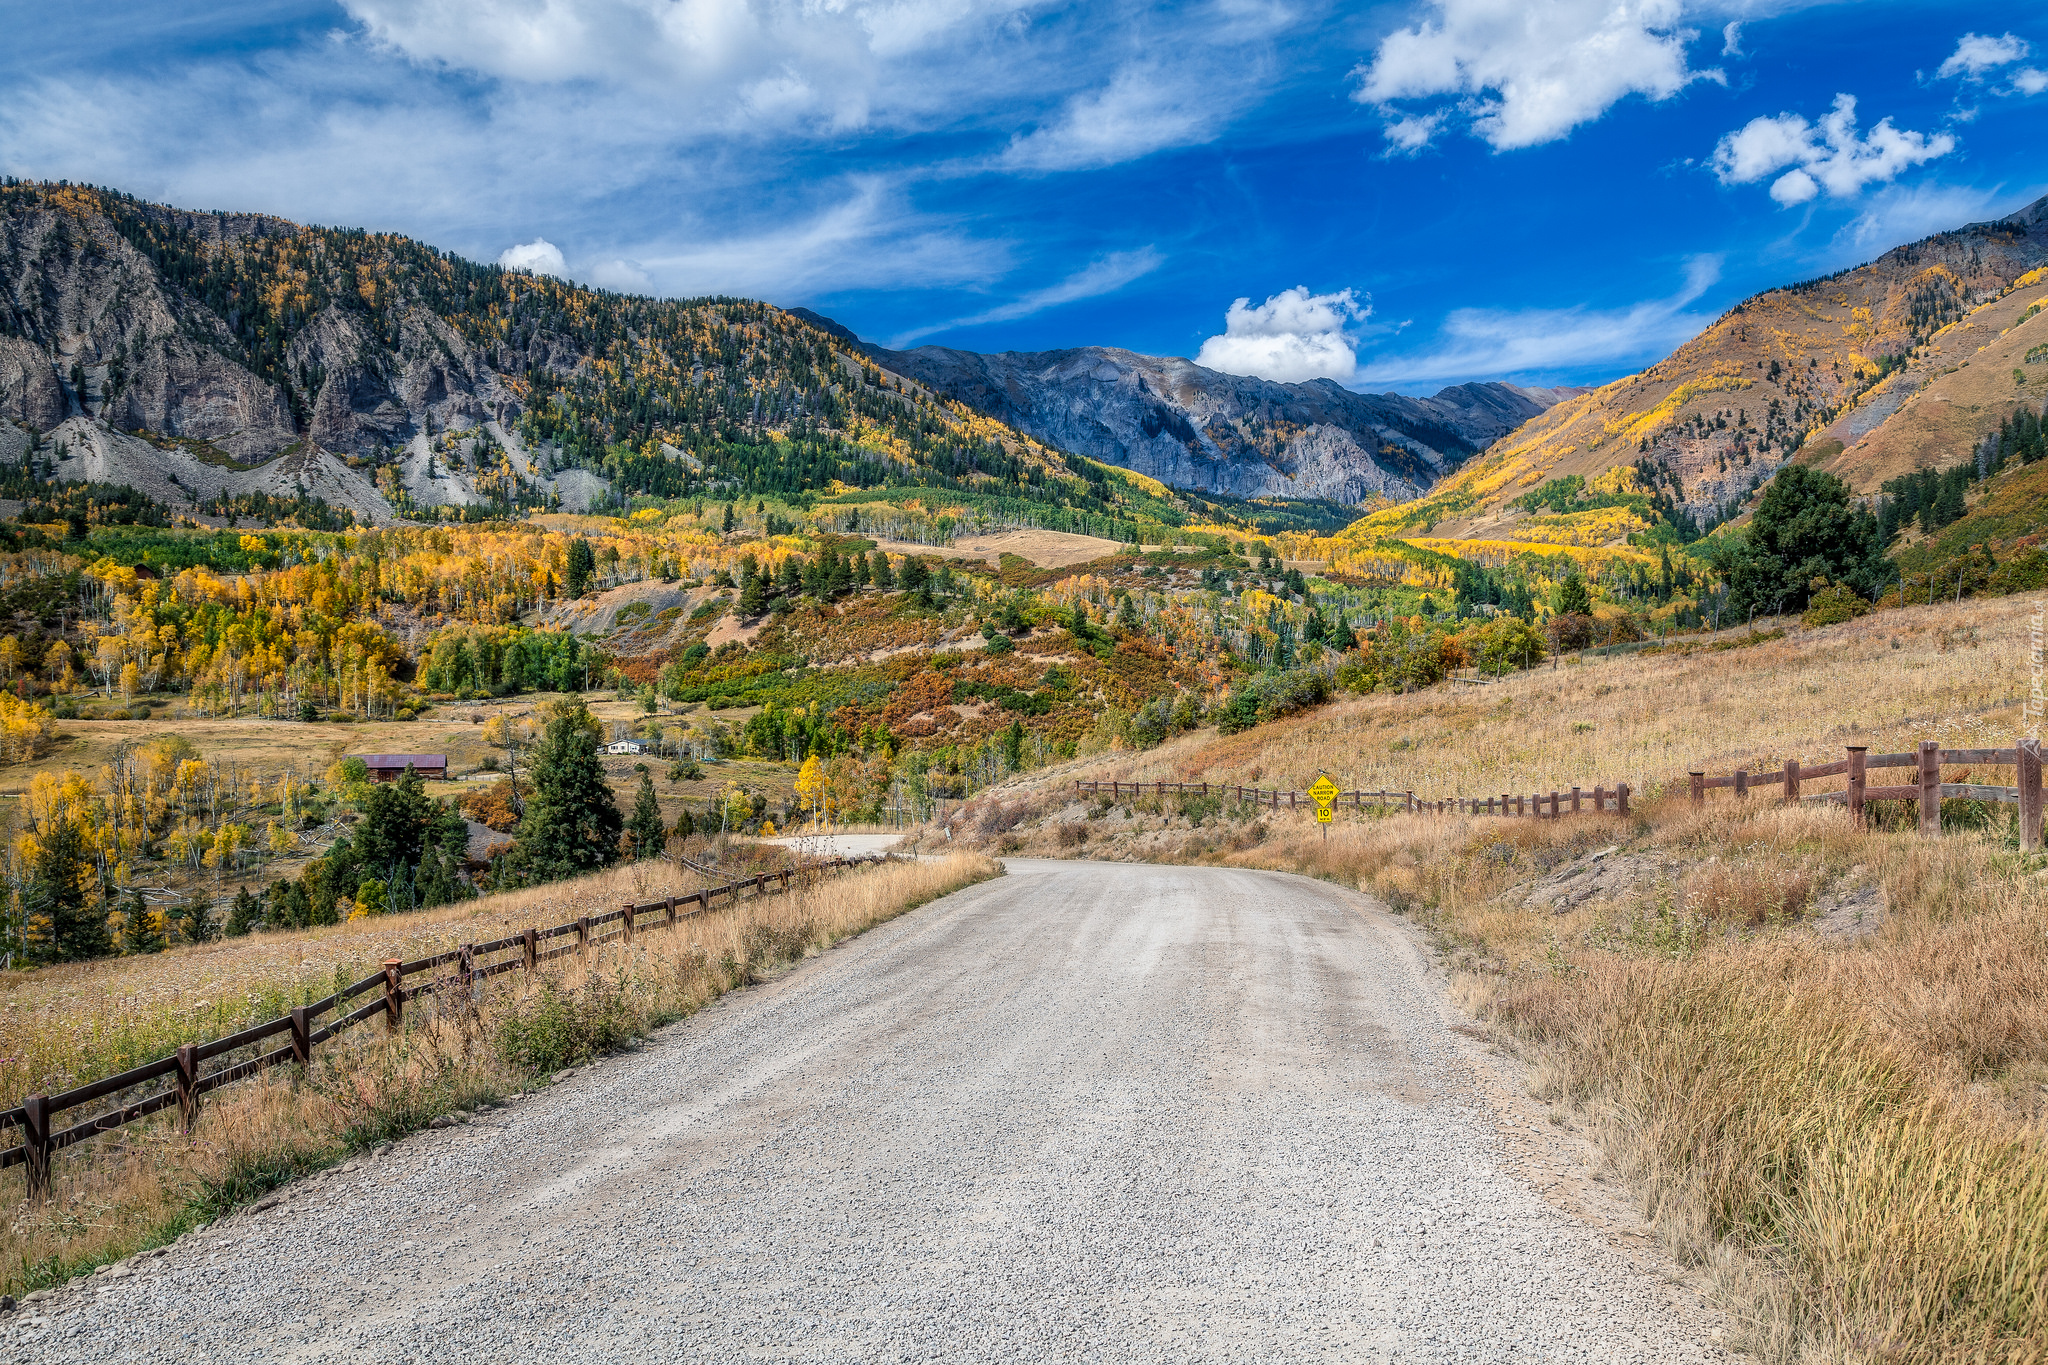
0 855 877 1202
1075 780 1629 819
1691 738 2044 850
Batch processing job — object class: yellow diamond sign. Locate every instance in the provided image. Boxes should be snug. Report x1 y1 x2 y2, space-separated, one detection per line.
1307 775 1339 807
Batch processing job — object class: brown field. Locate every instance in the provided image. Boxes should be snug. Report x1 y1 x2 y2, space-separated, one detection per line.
939 593 2048 1363
0 849 999 1293
868 527 1125 569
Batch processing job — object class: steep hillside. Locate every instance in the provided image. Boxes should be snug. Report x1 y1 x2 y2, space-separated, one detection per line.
0 182 1214 537
1392 193 2048 550
856 338 1578 505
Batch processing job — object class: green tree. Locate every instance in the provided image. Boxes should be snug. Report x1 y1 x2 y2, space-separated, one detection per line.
627 772 665 859
565 537 596 599
1716 465 1884 616
355 764 436 881
722 501 736 533
872 554 896 590
505 701 623 884
1002 720 1025 773
1552 573 1592 617
29 816 107 960
121 892 163 954
225 883 263 937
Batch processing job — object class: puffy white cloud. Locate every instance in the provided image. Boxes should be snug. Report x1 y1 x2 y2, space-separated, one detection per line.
1355 256 1720 388
2016 68 2048 96
1195 287 1369 384
1713 94 1954 206
498 237 567 275
1000 65 1232 172
1937 32 2029 81
1352 0 1711 152
888 248 1163 346
1720 21 1742 57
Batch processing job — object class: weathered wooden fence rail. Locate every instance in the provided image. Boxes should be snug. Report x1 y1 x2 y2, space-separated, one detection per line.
1690 738 2043 849
0 855 877 1201
1074 780 1630 819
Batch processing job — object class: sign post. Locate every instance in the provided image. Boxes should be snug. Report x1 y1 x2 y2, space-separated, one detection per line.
1308 773 1338 841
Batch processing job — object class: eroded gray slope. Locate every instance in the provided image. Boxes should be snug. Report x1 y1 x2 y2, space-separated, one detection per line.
861 342 1578 504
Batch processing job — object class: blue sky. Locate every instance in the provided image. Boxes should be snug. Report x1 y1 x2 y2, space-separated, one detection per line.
1 0 2042 394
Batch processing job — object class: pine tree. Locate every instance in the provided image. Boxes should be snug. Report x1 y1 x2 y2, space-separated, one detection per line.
628 772 665 859
505 702 624 884
29 816 107 961
226 884 262 936
565 537 596 598
722 501 736 533
672 806 697 841
872 554 896 590
1553 573 1592 617
1002 720 1025 773
122 892 164 954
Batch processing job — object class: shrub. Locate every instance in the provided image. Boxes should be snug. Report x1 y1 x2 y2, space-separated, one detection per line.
1545 612 1594 653
1802 580 1871 627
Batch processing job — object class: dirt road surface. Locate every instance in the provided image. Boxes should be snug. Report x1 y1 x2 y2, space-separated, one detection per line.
18 860 1730 1363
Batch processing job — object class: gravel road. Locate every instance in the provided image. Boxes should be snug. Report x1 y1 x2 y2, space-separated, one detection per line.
7 860 1730 1363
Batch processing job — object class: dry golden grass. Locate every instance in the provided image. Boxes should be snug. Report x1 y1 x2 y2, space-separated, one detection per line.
1056 597 2028 804
0 849 998 1293
955 595 2048 1362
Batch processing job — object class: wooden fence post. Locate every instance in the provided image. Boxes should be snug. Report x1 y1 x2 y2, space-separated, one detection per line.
175 1043 200 1133
1405 791 1414 813
522 928 538 972
1617 783 1631 817
1784 759 1800 805
619 904 635 945
1734 769 1748 800
1919 740 1941 837
576 916 591 958
665 895 678 927
1571 786 1581 815
382 959 403 1032
2020 737 2042 853
290 1006 310 1071
1689 772 1704 806
22 1094 50 1203
1847 746 1867 827
458 943 475 998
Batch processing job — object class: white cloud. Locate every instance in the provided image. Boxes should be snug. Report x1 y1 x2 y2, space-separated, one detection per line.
1000 64 1234 172
2017 68 2048 96
887 248 1163 346
1355 256 1719 387
587 258 653 292
1937 32 2029 81
499 237 567 276
1834 182 2009 256
1195 287 1370 384
1721 21 1742 57
1713 94 1955 206
1352 0 1712 152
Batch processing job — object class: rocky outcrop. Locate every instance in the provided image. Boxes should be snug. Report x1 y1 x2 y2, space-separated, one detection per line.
0 193 552 464
40 417 399 524
858 342 1576 504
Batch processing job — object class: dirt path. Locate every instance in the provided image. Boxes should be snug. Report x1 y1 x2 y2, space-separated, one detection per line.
23 861 1730 1363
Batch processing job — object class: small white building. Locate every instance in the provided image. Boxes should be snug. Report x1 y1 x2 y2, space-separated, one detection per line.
604 739 650 756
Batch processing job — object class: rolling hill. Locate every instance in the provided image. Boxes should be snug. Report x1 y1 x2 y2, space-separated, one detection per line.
1369 193 2048 552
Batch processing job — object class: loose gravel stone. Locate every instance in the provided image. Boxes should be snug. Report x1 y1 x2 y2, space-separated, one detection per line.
14 860 1729 1363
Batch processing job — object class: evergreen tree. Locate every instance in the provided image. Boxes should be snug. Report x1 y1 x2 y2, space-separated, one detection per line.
565 537 596 598
1116 594 1140 632
355 764 436 880
122 892 164 954
1002 720 1025 773
505 701 624 884
627 772 666 859
740 562 767 615
225 884 262 937
872 553 896 590
1552 573 1592 616
29 816 107 960
672 805 697 841
900 556 929 591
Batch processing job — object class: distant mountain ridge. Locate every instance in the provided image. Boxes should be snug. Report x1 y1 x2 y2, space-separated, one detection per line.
847 335 1581 504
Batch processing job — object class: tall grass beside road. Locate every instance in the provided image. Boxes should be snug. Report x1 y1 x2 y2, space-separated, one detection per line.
0 851 998 1296
957 595 2048 1362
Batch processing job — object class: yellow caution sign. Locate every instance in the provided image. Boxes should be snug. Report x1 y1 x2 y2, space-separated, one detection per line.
1307 775 1339 806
